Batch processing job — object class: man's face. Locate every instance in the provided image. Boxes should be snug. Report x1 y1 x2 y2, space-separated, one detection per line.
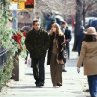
33 22 40 31
61 24 66 28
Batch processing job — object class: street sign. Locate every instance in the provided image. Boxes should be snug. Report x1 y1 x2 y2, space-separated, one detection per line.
10 0 18 2
25 0 35 8
18 1 25 9
9 3 18 10
9 0 35 10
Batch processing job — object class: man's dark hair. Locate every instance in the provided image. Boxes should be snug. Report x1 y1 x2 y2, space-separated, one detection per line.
32 20 39 25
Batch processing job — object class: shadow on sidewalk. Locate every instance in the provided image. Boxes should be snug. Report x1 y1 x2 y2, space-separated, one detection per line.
9 86 59 89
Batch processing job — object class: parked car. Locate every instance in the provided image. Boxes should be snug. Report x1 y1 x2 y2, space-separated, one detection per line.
85 17 97 28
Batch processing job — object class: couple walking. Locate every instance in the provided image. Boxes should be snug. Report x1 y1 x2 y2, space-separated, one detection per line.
25 20 65 87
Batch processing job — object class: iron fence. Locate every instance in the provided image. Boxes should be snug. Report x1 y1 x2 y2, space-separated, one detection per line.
0 47 8 68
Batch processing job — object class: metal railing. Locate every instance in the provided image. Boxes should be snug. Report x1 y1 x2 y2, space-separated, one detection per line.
0 47 8 68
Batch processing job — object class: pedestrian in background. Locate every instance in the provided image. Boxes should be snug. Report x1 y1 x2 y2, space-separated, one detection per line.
61 21 67 72
64 26 72 59
47 23 65 87
25 20 49 87
77 26 85 56
60 21 72 59
77 27 97 97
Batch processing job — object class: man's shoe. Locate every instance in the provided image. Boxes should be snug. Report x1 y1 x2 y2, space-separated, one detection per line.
36 83 44 87
83 89 89 92
35 81 39 85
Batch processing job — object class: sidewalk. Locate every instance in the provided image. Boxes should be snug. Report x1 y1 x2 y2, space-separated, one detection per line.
0 33 90 97
0 58 89 97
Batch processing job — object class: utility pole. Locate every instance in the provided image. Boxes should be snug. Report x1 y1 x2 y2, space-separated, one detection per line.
12 10 18 30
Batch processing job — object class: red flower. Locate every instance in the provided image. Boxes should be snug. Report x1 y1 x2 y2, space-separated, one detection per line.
12 34 17 42
16 32 22 44
22 32 26 37
12 32 23 49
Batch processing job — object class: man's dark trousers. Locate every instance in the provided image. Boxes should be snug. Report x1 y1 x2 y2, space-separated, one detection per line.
66 42 70 59
31 54 46 86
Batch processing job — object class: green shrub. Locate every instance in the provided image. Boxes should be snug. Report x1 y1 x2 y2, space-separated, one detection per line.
0 51 14 90
0 0 15 91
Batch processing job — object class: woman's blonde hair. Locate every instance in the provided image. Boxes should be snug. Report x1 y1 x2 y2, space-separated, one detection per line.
50 23 64 36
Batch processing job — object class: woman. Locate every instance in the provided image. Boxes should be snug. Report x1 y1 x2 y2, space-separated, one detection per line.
77 27 97 97
47 23 65 87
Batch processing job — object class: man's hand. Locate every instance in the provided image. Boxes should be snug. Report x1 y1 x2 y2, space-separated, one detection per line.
77 67 80 73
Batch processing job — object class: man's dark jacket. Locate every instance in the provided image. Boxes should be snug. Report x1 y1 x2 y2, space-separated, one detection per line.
25 28 49 58
64 27 72 42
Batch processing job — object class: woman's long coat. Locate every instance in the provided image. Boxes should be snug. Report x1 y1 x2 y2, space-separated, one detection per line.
77 41 97 75
47 33 65 65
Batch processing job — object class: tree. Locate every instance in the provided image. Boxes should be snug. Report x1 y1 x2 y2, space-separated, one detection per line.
82 0 97 27
72 0 97 51
72 0 83 51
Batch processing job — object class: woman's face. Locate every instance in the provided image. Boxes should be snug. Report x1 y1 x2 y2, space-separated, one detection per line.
51 25 57 33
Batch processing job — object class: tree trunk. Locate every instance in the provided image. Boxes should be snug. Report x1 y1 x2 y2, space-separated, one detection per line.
72 0 83 51
83 0 86 27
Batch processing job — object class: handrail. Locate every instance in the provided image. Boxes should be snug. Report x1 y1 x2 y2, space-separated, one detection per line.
0 49 6 53
0 49 8 57
0 48 9 67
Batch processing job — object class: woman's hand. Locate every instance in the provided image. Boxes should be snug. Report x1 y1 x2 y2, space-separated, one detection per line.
77 67 80 73
56 59 64 65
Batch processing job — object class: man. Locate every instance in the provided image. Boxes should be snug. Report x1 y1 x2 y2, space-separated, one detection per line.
61 21 67 72
25 20 49 87
61 21 72 72
64 26 72 59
